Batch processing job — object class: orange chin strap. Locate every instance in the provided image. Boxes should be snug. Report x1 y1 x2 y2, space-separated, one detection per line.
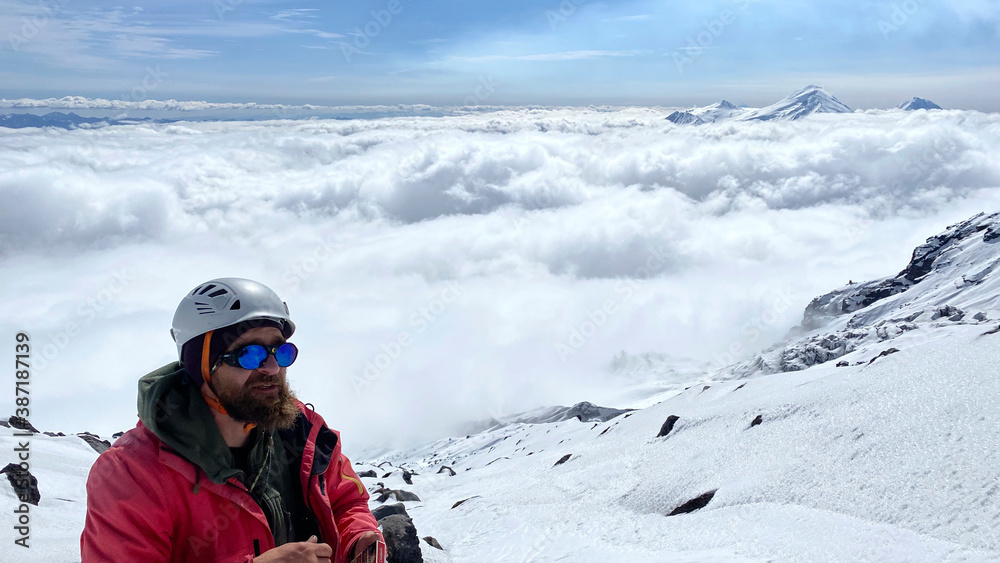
199 329 257 434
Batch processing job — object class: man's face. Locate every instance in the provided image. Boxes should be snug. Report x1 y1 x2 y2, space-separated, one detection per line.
209 326 299 431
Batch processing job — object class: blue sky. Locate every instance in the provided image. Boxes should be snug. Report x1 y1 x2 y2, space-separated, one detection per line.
1 0 998 109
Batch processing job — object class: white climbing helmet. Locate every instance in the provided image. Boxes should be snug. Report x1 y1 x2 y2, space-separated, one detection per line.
170 278 295 359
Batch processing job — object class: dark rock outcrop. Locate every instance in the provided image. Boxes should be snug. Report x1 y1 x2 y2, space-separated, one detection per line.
1 463 40 506
436 466 456 476
656 415 680 438
553 454 572 467
749 415 763 428
8 416 39 433
380 514 423 563
451 496 480 509
402 470 413 485
373 503 409 521
802 213 999 330
422 536 443 550
357 469 378 478
376 489 421 503
77 432 111 454
667 490 717 516
868 348 900 364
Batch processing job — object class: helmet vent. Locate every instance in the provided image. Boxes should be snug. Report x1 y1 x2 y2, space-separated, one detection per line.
197 284 217 295
229 299 241 311
208 288 227 298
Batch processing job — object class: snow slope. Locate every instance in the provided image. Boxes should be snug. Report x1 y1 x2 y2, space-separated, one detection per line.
4 215 1000 562
361 329 1000 561
356 214 1000 561
0 428 99 561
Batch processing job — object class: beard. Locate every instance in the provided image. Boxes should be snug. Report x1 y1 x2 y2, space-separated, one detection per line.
213 373 300 431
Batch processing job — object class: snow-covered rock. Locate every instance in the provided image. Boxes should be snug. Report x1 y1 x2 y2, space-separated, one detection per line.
690 100 746 123
898 97 943 111
666 111 706 125
741 85 853 121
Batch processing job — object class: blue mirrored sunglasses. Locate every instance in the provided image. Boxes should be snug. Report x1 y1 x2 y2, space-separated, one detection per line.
218 342 298 370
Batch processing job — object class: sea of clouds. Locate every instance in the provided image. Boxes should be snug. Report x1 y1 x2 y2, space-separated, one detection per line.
1 107 999 455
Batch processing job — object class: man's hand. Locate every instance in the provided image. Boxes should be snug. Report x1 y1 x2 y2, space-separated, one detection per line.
349 531 387 563
255 535 333 563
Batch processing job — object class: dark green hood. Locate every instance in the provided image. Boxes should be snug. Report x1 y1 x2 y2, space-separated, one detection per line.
137 362 258 484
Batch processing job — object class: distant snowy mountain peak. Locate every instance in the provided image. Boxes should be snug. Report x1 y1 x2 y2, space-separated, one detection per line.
728 212 1000 378
715 100 739 110
899 97 943 111
741 85 853 121
665 110 706 125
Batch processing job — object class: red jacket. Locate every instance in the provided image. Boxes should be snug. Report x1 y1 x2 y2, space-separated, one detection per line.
81 404 379 562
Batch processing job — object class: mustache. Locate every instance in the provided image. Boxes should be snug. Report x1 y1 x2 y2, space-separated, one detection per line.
245 374 283 386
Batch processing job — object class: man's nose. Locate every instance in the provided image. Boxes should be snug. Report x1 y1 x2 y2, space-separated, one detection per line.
257 353 280 375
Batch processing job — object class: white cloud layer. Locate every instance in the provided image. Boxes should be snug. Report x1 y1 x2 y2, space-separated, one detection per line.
1 108 999 455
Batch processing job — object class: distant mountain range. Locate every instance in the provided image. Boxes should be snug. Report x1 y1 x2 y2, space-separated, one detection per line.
667 86 944 125
0 111 162 130
1 90 948 130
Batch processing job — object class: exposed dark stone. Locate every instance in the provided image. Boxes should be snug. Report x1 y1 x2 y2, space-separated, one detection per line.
380 514 424 563
749 415 763 428
376 489 421 503
868 348 900 365
667 490 717 516
8 416 38 433
553 454 572 467
974 312 988 322
112 431 124 439
598 427 610 437
377 461 394 468
982 325 1000 336
931 305 964 321
382 472 393 479
436 466 456 476
402 470 413 485
77 432 111 454
734 383 746 391
451 496 480 509
395 490 420 502
357 469 378 478
373 503 409 521
836 361 849 367
422 536 443 550
0 419 8 428
657 415 680 438
486 457 509 466
1 463 40 506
